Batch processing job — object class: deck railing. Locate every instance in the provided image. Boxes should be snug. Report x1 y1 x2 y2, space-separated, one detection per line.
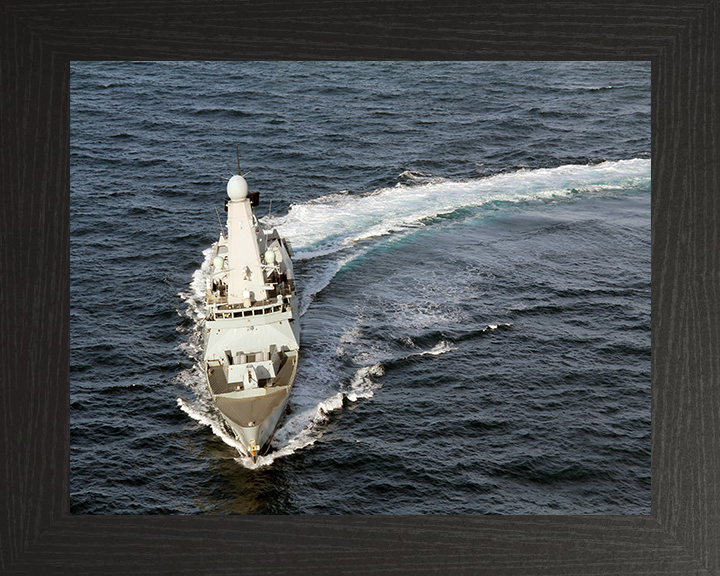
208 301 288 320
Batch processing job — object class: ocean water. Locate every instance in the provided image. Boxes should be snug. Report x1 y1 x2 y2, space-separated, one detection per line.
70 61 651 514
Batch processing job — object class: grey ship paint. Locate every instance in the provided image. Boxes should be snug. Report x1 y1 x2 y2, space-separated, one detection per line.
203 174 300 462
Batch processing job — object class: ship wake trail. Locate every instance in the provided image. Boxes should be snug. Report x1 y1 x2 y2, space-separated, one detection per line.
175 357 387 469
176 160 648 468
251 362 388 468
265 159 650 315
177 397 246 453
265 159 650 260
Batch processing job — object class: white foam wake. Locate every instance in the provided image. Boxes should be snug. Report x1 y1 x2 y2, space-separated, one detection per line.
175 356 387 469
174 319 472 468
410 340 457 357
264 159 650 259
485 323 513 331
345 363 385 402
242 362 386 468
176 245 213 334
177 396 246 453
175 158 623 467
172 229 385 468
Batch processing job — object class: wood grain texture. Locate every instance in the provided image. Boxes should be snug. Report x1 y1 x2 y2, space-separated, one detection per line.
1 1 718 574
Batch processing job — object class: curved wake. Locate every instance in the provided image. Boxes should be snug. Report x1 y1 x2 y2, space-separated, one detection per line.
176 160 647 467
264 159 649 259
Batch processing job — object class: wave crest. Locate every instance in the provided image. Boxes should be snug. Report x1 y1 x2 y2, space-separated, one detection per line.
264 159 650 258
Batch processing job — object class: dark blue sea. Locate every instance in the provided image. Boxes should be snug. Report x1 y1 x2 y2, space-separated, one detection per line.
70 61 651 514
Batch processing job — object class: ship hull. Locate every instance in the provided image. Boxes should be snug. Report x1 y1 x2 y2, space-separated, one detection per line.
220 390 292 458
202 298 299 462
204 345 298 460
202 174 299 463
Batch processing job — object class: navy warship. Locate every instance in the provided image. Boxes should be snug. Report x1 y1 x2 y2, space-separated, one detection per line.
203 172 300 462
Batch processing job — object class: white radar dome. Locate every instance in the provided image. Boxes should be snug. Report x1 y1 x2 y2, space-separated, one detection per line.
227 175 248 200
213 256 224 270
264 250 276 264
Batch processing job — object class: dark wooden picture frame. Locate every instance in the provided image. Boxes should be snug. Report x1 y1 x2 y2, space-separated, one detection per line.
1 2 718 574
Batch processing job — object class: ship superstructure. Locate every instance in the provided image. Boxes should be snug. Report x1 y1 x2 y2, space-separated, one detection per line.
203 174 299 462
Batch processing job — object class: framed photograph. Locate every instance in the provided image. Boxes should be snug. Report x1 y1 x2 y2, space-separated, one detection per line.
69 61 651 517
2 2 717 574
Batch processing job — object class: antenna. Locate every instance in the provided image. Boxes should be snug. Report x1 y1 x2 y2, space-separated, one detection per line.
234 146 252 178
268 199 273 218
214 205 226 240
